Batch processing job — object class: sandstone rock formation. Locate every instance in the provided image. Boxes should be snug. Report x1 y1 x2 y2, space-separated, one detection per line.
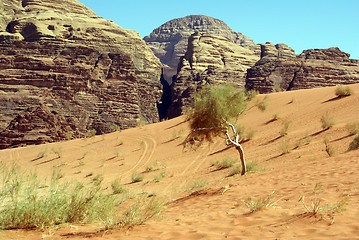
0 0 162 149
167 32 260 118
246 46 359 93
144 15 259 82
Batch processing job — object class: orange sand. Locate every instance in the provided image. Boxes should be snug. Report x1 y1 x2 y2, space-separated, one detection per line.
1 84 359 239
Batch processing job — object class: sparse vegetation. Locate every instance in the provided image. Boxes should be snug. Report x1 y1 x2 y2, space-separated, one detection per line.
299 183 348 219
0 164 117 230
346 121 359 136
211 157 236 170
304 132 312 145
131 172 144 183
107 197 165 230
324 137 335 157
111 178 127 195
280 120 291 136
321 112 335 130
280 139 292 154
145 164 154 172
229 161 264 176
245 89 258 101
272 112 280 121
140 141 146 149
87 129 97 137
335 85 353 97
52 147 63 159
243 191 279 212
64 131 73 140
37 149 48 159
257 95 269 111
136 118 147 128
187 179 208 191
110 124 121 132
348 134 359 151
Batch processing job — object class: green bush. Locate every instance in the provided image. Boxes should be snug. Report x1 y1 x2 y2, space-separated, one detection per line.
0 164 117 230
280 139 292 154
321 113 335 130
111 178 127 195
346 121 359 136
211 157 236 170
280 120 291 136
243 191 279 212
335 85 353 97
131 172 144 183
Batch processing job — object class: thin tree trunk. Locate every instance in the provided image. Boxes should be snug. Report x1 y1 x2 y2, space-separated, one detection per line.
235 145 246 175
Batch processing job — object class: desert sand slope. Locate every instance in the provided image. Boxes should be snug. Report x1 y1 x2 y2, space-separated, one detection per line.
1 84 359 239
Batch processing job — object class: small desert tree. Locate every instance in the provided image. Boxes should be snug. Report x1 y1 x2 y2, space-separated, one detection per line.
185 84 250 175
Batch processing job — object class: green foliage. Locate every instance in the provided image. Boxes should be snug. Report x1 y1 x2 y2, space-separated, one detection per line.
37 149 48 159
243 191 279 212
186 84 248 145
64 132 73 140
187 179 208 191
349 134 359 151
335 85 353 97
280 120 291 136
211 157 236 170
245 89 259 101
274 85 281 92
109 197 165 230
87 129 97 137
272 112 280 121
110 124 121 132
229 161 264 176
346 121 359 136
257 95 269 111
0 164 117 230
111 178 127 195
299 183 348 216
131 172 144 183
321 113 335 130
280 139 292 154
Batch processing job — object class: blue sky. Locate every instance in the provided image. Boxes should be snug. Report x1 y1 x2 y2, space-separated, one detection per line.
78 0 359 59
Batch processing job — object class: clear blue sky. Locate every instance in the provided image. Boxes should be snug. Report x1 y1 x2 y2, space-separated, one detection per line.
78 0 359 59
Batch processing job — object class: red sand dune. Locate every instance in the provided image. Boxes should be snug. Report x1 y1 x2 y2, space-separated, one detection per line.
1 84 359 239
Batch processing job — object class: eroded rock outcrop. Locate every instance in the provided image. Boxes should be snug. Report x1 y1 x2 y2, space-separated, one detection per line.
144 15 258 82
167 32 260 118
0 0 162 148
246 46 359 92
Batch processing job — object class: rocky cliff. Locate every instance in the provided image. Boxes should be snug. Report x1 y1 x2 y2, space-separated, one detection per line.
144 15 258 82
167 32 260 118
0 0 162 149
246 46 359 93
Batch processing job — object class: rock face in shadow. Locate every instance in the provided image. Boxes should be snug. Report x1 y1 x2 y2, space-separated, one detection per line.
0 0 162 149
246 45 359 93
144 15 258 83
167 32 260 118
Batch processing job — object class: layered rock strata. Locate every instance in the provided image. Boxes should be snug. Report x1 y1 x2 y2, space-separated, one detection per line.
0 0 162 149
167 32 260 118
144 15 259 82
246 45 359 93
